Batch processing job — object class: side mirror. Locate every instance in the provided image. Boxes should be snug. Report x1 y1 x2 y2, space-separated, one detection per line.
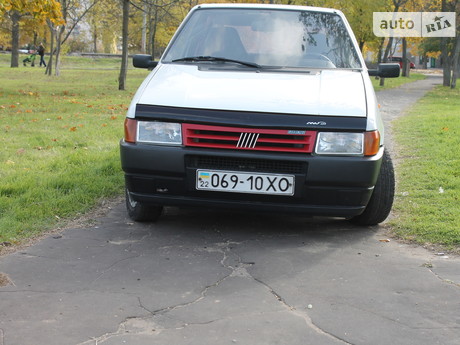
368 63 400 78
133 54 158 69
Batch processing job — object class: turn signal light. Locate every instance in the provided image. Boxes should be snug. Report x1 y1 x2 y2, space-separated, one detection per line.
124 118 137 143
364 131 381 156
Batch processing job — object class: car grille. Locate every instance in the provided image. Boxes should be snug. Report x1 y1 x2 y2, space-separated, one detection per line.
186 156 307 174
183 124 316 153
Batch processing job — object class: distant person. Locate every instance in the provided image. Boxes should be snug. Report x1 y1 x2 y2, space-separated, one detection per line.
37 43 46 67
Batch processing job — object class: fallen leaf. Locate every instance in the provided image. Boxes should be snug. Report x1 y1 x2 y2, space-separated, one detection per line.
69 127 77 132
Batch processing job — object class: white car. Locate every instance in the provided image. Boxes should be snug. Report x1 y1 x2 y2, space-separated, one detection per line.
121 4 400 225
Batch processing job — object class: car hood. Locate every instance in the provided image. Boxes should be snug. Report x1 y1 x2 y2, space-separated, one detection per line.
137 64 367 117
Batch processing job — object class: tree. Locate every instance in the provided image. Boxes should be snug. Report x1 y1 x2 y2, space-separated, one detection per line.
86 0 121 53
418 0 459 88
45 0 99 76
130 0 185 58
439 0 460 88
0 0 63 67
119 0 129 90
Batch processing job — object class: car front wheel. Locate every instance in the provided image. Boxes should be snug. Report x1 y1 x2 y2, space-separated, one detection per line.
125 188 163 222
350 149 395 226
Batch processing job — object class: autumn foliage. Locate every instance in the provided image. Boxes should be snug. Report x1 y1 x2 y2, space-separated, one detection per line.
0 0 64 25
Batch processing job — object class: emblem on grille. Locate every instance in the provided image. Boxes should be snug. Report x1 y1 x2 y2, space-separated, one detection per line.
237 132 259 149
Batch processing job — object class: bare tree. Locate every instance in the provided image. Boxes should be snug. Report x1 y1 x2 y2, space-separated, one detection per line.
46 0 99 76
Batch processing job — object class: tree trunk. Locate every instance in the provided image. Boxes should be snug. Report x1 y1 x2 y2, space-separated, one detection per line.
379 37 394 86
441 0 451 86
45 21 55 76
402 38 409 77
118 0 129 91
10 11 21 68
441 37 451 86
54 25 65 76
377 38 385 64
141 3 147 53
451 34 460 89
150 9 159 58
92 22 98 53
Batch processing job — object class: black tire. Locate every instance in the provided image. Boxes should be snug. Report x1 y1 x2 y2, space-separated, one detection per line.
125 189 163 222
350 150 395 226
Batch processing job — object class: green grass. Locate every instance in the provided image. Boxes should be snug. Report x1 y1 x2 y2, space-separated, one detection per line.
390 86 460 251
371 72 426 89
0 55 149 246
0 52 124 69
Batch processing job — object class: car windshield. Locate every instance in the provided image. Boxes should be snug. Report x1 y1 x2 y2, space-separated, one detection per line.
163 8 362 69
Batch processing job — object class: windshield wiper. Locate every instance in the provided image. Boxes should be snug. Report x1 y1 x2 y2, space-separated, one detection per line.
172 56 261 69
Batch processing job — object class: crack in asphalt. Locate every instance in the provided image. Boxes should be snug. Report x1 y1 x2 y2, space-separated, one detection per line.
90 254 142 284
217 241 354 344
427 267 460 288
158 240 353 344
76 239 354 344
252 278 354 345
76 316 160 345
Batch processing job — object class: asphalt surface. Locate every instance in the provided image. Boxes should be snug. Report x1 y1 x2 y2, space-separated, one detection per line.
1 73 459 345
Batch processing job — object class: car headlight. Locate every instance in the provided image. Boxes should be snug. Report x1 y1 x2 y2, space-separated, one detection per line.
315 132 364 155
137 121 182 145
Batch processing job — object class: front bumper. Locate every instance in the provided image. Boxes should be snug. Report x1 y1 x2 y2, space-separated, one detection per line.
120 141 383 217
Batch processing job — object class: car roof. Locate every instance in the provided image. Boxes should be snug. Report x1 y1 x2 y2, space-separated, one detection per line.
194 3 343 15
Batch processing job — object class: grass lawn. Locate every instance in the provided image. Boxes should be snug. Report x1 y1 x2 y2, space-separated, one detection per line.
371 72 426 89
390 86 460 252
0 54 149 248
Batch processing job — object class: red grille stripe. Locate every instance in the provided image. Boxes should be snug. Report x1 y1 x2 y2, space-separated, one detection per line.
183 123 316 153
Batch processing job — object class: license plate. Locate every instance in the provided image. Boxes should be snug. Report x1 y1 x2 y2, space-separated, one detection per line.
196 170 294 195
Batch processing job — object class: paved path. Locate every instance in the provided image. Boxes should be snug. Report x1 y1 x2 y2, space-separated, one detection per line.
1 74 459 345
